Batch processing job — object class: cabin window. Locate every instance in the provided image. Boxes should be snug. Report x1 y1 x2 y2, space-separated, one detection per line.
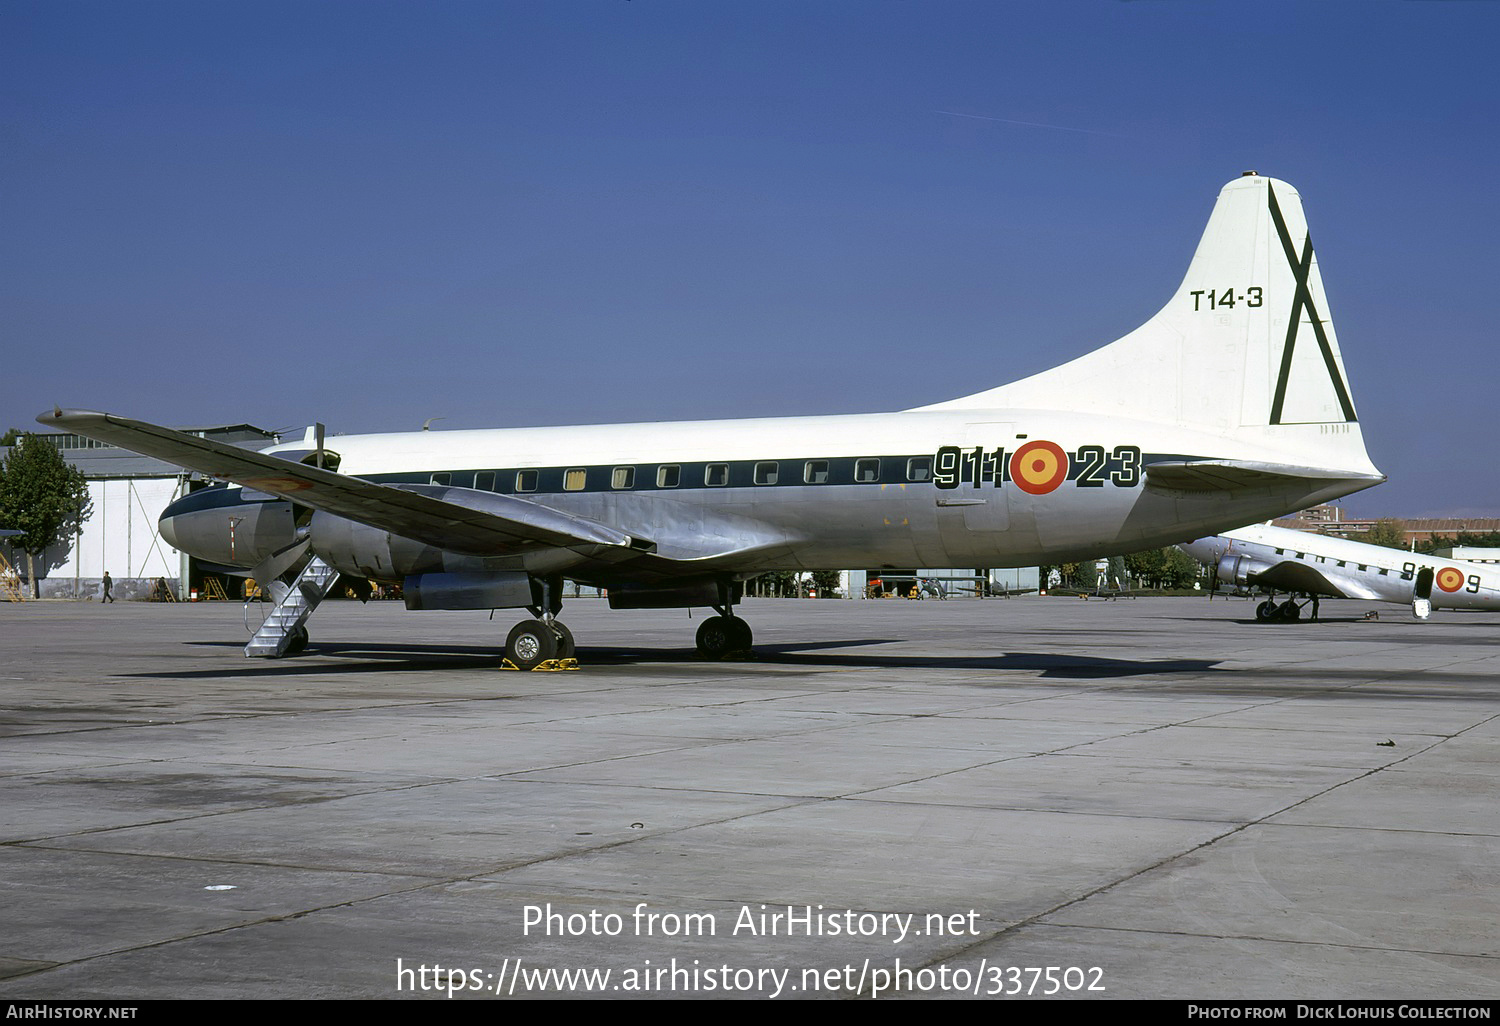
907 456 932 482
657 465 680 488
804 460 829 484
612 466 635 490
563 468 587 491
855 458 880 483
1357 564 1367 571
430 472 451 486
705 463 728 487
1336 560 1346 567
1377 568 1388 575
474 471 495 491
754 461 779 485
515 469 538 492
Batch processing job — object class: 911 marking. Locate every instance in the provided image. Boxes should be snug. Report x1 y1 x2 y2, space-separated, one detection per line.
1190 286 1262 311
933 443 1141 493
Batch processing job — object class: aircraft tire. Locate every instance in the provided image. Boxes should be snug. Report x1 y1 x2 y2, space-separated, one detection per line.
726 615 753 653
507 619 558 670
696 616 733 660
284 625 309 656
550 621 576 660
1279 600 1302 621
1256 601 1278 622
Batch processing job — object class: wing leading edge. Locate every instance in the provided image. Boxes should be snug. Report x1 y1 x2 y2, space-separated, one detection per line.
37 409 652 558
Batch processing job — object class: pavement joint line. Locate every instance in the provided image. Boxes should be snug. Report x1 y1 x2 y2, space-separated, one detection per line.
904 718 1495 975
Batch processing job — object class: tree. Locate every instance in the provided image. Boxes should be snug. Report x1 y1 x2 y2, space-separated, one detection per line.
0 434 93 598
0 428 21 447
1363 519 1408 551
809 570 842 597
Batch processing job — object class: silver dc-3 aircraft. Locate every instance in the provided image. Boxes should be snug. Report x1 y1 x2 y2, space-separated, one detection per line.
1180 522 1500 621
41 172 1385 667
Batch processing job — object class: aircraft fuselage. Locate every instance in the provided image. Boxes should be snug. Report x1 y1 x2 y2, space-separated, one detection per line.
162 407 1376 585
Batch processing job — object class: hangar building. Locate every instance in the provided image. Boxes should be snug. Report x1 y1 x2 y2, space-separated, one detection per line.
1 425 280 601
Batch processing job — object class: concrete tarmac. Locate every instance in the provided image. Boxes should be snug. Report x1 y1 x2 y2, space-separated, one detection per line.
0 595 1496 1000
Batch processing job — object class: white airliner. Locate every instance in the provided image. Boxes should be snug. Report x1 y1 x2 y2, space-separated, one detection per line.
1180 522 1500 620
41 172 1385 666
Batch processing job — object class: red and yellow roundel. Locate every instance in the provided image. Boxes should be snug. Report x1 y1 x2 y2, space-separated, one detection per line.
1435 566 1466 593
1009 440 1069 495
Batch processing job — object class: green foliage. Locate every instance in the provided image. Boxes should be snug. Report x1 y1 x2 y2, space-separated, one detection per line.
1122 547 1200 589
1416 530 1500 555
809 569 842 597
0 428 20 447
754 571 800 597
1362 519 1408 550
0 433 93 557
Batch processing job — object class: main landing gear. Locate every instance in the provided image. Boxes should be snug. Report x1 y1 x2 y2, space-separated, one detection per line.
500 577 756 668
695 614 753 660
695 580 753 660
505 618 575 670
1254 593 1320 622
503 577 576 670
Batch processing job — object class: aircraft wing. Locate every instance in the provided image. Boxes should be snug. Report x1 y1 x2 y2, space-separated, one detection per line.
37 409 652 558
1245 560 1376 600
1143 460 1383 495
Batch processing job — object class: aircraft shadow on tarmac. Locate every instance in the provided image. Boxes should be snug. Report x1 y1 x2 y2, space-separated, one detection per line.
112 635 1500 699
128 637 1221 680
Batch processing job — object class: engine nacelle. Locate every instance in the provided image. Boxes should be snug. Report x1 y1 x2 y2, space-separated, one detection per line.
607 579 741 610
404 572 536 611
1216 551 1268 590
158 486 298 568
309 511 447 580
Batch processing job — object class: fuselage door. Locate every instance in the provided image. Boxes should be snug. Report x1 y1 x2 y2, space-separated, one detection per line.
936 422 1014 561
1413 565 1434 619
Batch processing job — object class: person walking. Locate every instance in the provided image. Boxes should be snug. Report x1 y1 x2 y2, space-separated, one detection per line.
101 571 115 603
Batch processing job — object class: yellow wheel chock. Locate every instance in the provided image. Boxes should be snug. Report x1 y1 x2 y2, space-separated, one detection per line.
500 657 581 672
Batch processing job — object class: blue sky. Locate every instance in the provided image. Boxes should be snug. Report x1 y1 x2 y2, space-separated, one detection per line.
5 1 1496 516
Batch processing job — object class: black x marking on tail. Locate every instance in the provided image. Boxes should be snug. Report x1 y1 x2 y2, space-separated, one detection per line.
1267 184 1357 424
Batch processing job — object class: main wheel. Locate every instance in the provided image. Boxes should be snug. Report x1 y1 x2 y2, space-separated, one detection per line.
507 619 558 670
1255 600 1277 622
550 621 575 660
696 615 753 659
1278 600 1302 621
725 615 753 652
696 616 733 660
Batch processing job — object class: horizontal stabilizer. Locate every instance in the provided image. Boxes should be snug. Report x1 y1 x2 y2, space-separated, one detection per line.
1143 459 1383 496
37 409 648 557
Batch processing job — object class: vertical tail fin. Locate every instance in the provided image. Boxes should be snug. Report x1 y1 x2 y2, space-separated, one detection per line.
914 173 1378 475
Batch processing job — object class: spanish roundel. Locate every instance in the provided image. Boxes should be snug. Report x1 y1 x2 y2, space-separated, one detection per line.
1435 566 1466 593
1009 441 1069 495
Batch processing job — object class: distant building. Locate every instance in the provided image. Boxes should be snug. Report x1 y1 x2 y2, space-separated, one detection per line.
1272 505 1500 546
847 567 1039 598
1433 547 1500 565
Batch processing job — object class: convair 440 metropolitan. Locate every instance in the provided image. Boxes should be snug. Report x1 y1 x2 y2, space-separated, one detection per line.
1180 523 1500 621
42 173 1384 667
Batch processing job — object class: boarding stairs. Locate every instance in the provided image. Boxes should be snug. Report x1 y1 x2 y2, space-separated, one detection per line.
0 552 23 602
244 555 340 657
